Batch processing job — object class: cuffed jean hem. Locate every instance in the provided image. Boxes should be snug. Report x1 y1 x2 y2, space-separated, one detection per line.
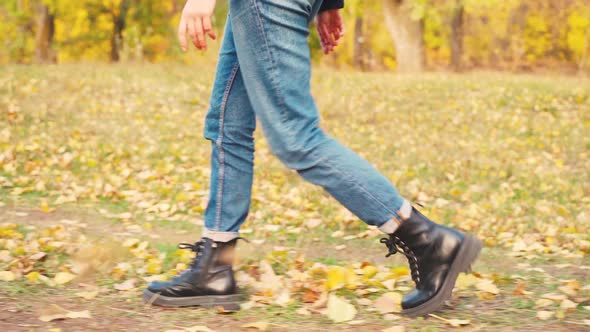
202 229 240 242
378 200 412 234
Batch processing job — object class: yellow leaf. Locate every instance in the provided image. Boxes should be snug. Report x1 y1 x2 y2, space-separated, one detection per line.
0 271 16 281
390 266 409 277
476 279 500 295
327 294 357 323
326 266 346 291
362 265 378 279
54 272 77 285
536 310 554 320
455 273 479 290
26 271 40 283
241 321 269 331
75 291 99 300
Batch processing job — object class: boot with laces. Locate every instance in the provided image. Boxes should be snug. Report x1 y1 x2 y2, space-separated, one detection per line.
380 207 482 317
143 237 242 311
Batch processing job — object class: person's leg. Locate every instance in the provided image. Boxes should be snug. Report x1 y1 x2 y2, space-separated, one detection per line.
228 0 481 316
144 17 253 310
229 0 406 232
202 18 256 242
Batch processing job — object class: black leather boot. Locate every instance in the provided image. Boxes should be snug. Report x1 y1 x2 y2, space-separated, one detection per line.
380 207 482 317
143 237 242 311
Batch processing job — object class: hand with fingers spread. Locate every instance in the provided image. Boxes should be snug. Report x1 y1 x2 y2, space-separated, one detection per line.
178 0 217 52
315 9 345 55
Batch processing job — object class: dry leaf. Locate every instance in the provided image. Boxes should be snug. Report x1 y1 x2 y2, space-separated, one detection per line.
374 292 402 314
114 278 137 291
560 299 577 311
476 280 499 295
455 273 479 290
54 272 77 285
0 271 16 281
38 304 92 322
535 298 553 308
542 293 567 301
447 319 470 327
186 325 216 332
75 290 99 300
536 310 554 320
327 294 357 323
241 321 269 331
382 326 405 332
295 307 311 316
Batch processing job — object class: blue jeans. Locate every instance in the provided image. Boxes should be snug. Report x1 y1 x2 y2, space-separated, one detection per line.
202 0 406 241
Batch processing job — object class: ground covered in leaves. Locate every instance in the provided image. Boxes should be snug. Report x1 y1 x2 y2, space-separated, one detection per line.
1 65 589 331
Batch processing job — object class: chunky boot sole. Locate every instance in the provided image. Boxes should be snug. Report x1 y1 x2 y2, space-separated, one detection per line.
142 289 243 312
401 234 483 317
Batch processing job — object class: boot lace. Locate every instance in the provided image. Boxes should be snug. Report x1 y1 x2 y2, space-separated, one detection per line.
178 241 206 269
380 235 421 285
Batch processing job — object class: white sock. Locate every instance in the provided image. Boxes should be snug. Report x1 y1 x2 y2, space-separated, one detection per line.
378 199 413 234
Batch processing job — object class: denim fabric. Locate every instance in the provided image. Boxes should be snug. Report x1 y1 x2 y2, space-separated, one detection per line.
203 0 405 241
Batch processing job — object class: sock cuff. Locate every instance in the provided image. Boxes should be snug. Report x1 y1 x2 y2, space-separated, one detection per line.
378 199 412 234
202 229 240 242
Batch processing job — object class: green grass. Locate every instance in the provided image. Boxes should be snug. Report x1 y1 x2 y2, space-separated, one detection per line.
0 65 589 331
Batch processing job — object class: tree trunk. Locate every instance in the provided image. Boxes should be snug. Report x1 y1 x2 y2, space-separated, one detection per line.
381 0 425 72
110 0 131 62
450 1 464 71
35 3 55 63
353 17 365 70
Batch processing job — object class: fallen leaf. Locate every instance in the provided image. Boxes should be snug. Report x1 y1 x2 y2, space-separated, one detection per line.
382 326 405 332
295 307 311 316
114 278 137 291
186 325 216 332
536 310 554 320
374 292 402 314
0 271 16 281
542 293 567 301
455 273 479 290
535 298 554 308
327 294 357 323
560 299 577 311
38 304 92 322
75 291 99 300
476 279 500 295
54 272 77 285
447 319 471 327
241 321 269 331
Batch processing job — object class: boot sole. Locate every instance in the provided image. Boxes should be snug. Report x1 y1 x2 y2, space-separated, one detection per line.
142 289 244 312
401 234 483 317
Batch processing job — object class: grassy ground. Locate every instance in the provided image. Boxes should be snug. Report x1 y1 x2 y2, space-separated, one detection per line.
0 65 589 331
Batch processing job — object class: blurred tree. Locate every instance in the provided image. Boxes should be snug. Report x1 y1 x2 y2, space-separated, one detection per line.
382 0 425 72
450 0 464 71
109 0 131 62
34 0 55 63
0 0 588 71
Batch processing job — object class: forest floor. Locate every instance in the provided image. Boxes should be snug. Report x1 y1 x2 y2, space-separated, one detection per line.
0 65 589 331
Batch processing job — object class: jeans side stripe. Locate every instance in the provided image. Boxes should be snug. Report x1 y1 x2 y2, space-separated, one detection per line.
214 63 241 230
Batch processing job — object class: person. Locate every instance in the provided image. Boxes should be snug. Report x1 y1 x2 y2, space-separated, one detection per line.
142 0 482 317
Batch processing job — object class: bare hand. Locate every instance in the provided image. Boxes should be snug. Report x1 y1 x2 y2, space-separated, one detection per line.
178 0 217 52
315 9 345 55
